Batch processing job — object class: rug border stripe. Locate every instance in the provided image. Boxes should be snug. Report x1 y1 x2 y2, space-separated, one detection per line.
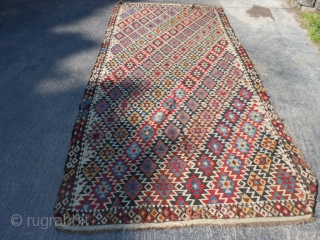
56 214 314 233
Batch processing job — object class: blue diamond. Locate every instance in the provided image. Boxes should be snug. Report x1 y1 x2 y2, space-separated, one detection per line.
234 137 250 154
155 175 173 199
152 111 166 124
226 154 243 174
242 122 256 138
112 159 127 179
126 142 142 160
163 98 176 110
168 156 186 177
175 88 186 99
218 173 235 197
140 125 154 142
94 178 112 202
249 110 262 123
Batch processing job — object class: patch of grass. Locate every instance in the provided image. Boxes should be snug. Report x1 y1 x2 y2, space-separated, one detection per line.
301 12 320 44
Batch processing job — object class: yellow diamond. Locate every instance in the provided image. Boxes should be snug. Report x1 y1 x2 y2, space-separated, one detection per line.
172 69 184 79
254 153 272 173
162 78 174 89
248 172 266 195
128 45 138 54
128 111 142 127
141 99 154 112
169 18 178 26
114 126 129 145
196 46 206 54
152 88 164 100
83 161 101 181
203 40 212 46
107 60 118 70
119 53 129 61
161 23 170 29
261 135 277 152
189 53 199 62
137 39 147 47
181 60 192 69
99 144 115 162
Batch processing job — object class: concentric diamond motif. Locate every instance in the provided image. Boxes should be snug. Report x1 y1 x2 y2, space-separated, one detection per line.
95 99 109 114
207 137 224 156
121 78 133 89
132 68 144 79
162 78 174 89
218 173 235 197
139 158 157 178
197 154 215 176
119 100 131 112
224 110 238 124
94 178 113 202
254 153 272 173
164 98 176 110
186 174 205 199
195 88 208 100
183 78 195 88
203 77 216 89
152 111 166 124
99 144 116 162
109 88 122 101
154 140 169 159
226 154 243 174
141 99 154 112
124 176 143 200
242 122 256 138
216 122 231 139
190 123 205 140
175 88 186 99
200 110 214 123
140 125 154 142
248 172 266 195
249 110 263 123
239 87 252 100
104 113 118 128
168 156 186 177
83 162 101 181
89 127 104 146
126 142 142 160
128 111 142 127
181 139 196 157
277 170 296 193
261 135 277 152
155 175 173 199
152 88 164 100
234 137 250 154
186 98 200 112
232 98 245 112
164 123 180 141
210 99 222 112
176 110 190 125
114 126 129 145
112 159 128 179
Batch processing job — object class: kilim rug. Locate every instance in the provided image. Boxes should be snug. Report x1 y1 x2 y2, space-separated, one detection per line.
54 2 317 232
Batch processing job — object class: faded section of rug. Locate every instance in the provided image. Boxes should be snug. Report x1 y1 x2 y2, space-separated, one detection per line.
54 2 317 232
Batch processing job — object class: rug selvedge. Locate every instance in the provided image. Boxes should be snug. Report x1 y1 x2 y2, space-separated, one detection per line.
54 2 317 231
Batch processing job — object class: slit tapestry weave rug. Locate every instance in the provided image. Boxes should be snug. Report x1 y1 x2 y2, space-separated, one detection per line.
54 2 317 232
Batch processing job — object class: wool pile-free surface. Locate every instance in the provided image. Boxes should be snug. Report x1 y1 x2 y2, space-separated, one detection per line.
54 2 317 232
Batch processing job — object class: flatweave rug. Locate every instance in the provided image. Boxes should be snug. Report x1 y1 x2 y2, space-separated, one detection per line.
54 2 317 232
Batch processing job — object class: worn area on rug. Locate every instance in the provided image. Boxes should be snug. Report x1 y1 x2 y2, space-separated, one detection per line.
54 2 317 232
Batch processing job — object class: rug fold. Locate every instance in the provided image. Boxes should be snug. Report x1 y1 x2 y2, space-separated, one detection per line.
54 2 317 232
